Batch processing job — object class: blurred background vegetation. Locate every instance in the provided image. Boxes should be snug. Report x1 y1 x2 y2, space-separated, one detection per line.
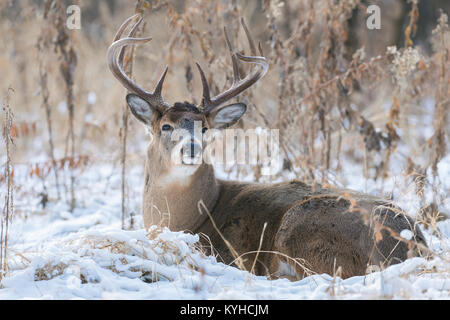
0 0 448 235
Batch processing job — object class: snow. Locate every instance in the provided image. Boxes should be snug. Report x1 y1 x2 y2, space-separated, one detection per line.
0 156 449 300
400 229 414 241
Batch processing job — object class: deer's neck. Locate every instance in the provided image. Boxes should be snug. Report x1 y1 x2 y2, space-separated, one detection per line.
143 147 220 232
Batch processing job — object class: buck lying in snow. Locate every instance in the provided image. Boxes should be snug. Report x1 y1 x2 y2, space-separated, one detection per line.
107 15 427 279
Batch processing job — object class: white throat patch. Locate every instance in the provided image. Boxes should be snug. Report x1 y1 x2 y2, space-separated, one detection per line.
159 165 198 187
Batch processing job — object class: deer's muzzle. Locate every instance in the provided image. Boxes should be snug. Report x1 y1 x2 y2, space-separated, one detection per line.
181 140 202 165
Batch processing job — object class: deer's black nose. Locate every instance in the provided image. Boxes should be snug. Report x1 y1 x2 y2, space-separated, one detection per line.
181 141 202 159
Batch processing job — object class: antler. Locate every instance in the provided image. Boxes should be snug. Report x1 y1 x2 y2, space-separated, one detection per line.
196 18 268 113
107 14 169 113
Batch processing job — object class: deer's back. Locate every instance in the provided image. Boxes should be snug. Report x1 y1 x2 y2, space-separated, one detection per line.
197 180 426 278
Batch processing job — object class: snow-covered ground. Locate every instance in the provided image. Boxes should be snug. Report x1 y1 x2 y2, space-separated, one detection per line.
0 154 449 300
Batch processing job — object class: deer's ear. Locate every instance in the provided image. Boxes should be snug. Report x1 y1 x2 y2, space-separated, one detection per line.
207 103 247 129
126 94 161 126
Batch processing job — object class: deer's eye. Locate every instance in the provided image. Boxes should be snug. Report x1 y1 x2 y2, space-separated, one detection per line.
202 127 208 134
161 124 172 131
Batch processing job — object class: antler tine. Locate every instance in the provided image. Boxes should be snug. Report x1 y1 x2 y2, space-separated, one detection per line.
224 27 241 82
240 18 257 56
107 15 169 113
196 62 211 106
113 14 139 42
118 14 142 68
153 65 169 97
198 18 268 113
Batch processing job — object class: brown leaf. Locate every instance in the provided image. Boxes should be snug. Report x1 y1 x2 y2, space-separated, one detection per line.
10 125 18 138
375 230 383 243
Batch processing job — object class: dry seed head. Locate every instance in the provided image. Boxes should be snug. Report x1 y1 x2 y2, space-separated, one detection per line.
389 47 422 89
431 11 449 52
434 11 449 33
266 0 285 19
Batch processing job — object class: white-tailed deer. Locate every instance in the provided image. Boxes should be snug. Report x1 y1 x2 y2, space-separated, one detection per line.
107 15 426 279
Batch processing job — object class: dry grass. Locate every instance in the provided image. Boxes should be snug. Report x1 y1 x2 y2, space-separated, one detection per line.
0 87 15 279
